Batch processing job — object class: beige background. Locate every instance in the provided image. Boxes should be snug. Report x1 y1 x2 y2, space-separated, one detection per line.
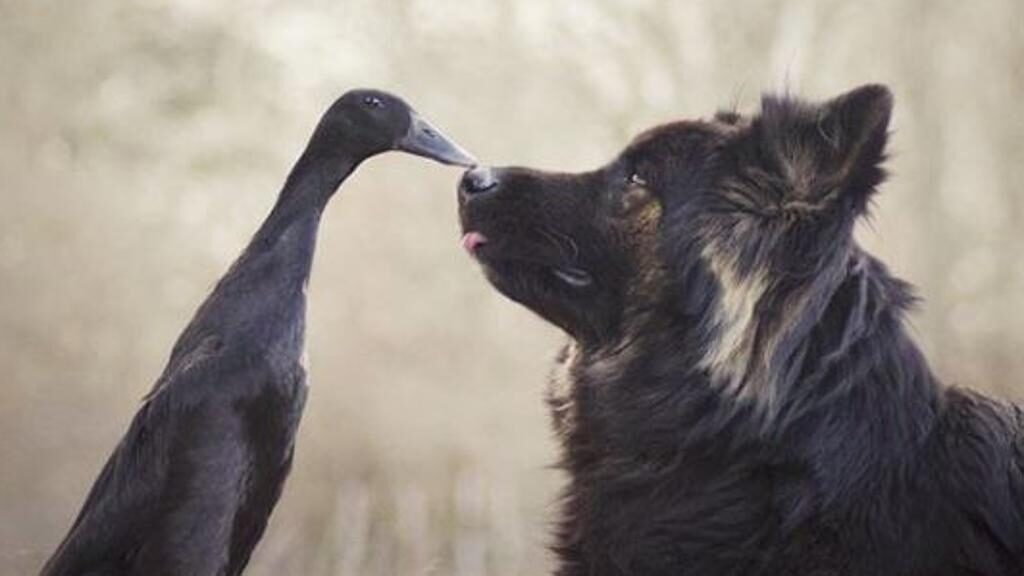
2 1 1023 574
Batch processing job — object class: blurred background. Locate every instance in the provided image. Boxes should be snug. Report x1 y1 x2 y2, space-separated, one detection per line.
2 0 1023 573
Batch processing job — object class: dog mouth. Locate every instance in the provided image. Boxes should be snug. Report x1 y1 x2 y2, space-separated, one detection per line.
460 230 594 289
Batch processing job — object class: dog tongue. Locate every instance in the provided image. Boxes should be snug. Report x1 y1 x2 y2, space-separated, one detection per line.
461 232 488 255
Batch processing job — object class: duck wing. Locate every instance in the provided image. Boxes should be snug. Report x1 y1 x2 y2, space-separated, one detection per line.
40 341 307 576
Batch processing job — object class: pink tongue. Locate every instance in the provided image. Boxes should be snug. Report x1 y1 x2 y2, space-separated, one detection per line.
461 232 488 255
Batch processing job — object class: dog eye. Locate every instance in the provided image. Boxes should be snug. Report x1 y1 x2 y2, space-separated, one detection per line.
363 96 384 108
627 172 647 187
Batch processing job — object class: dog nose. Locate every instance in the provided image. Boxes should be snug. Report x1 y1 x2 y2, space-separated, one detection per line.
461 166 499 196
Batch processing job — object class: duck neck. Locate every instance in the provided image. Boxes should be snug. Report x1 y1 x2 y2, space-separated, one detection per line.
253 146 360 246
224 145 361 307
165 135 365 363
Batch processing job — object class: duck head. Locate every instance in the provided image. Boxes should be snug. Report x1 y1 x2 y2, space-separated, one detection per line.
316 89 477 167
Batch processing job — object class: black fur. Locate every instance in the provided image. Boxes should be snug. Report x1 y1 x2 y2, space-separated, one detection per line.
458 85 1024 575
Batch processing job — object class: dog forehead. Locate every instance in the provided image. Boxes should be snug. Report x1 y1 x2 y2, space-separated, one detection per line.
624 120 727 162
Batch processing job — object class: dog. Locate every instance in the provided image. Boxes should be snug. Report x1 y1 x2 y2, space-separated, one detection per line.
457 85 1024 575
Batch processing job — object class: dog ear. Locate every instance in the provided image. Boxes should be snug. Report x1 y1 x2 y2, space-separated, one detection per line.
758 84 893 216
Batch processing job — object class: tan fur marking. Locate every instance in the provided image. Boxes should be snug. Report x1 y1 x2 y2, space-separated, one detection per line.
548 342 580 435
698 239 770 404
624 201 667 308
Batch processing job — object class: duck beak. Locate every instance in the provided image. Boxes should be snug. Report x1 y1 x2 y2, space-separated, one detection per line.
397 111 477 167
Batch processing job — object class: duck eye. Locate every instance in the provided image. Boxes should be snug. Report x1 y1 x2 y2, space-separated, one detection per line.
627 172 647 187
363 96 384 108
